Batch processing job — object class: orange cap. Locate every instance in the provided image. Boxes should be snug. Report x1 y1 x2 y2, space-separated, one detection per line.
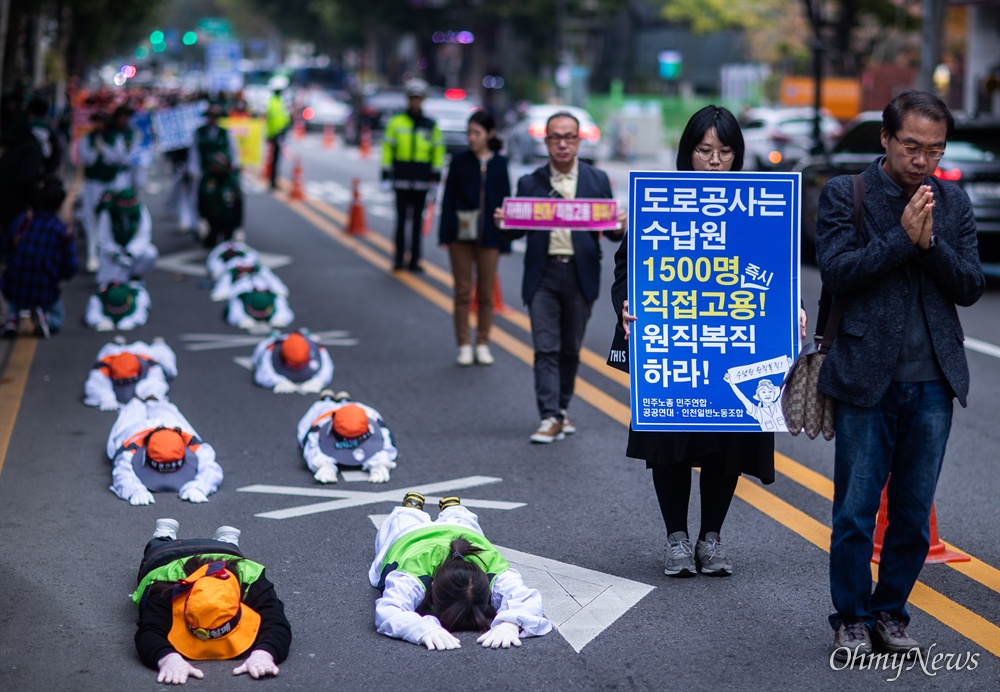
168 562 261 660
280 333 310 370
108 352 141 381
146 429 187 464
333 404 369 439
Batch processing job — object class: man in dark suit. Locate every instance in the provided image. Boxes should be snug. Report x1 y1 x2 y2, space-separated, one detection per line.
815 91 984 662
497 111 624 443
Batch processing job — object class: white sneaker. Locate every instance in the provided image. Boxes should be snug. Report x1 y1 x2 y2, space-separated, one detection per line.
213 526 241 546
530 417 565 443
456 344 474 366
475 344 494 365
153 518 179 540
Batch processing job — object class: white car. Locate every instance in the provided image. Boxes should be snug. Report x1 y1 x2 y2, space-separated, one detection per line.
299 90 351 131
741 107 841 171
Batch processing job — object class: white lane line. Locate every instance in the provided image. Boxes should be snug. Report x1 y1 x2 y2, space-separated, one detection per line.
965 337 1000 359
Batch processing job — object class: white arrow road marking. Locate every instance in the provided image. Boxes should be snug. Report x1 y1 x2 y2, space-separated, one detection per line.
238 476 524 520
368 514 654 653
156 249 293 277
180 330 358 351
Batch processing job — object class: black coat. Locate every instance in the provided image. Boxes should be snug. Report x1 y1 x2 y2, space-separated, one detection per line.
439 150 511 251
508 162 623 305
610 233 775 482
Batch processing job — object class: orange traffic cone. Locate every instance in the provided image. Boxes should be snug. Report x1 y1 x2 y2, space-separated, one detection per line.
871 481 969 564
422 196 436 236
359 126 372 159
323 124 335 149
262 141 274 182
347 177 367 235
294 117 305 140
289 156 305 201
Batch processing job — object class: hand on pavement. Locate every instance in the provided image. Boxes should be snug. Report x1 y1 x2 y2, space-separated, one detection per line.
314 465 338 484
232 649 279 679
237 316 256 330
367 464 391 483
99 399 121 412
157 653 203 685
299 379 324 394
129 488 155 506
179 486 209 503
476 622 521 649
420 628 461 651
273 379 298 394
96 318 115 332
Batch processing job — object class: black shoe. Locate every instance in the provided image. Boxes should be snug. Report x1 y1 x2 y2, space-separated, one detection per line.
393 262 405 272
438 496 460 510
408 264 424 273
1 318 17 339
402 492 425 510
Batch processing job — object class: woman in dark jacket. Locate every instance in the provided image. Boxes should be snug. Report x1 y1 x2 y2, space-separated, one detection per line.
439 110 511 366
611 106 776 579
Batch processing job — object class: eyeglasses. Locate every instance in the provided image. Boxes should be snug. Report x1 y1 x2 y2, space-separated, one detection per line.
545 133 579 144
694 147 734 162
893 136 945 160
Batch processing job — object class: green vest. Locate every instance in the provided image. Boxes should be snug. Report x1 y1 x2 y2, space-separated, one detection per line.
110 207 141 246
266 95 290 139
83 131 119 182
131 554 266 608
380 526 509 590
196 125 231 175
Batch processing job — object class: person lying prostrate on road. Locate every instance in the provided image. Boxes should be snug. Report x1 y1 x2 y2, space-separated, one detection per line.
206 240 260 281
226 283 293 332
211 259 287 303
85 281 150 331
84 336 178 410
296 390 397 484
252 329 333 394
369 494 552 650
132 518 291 685
95 187 158 285
107 389 223 506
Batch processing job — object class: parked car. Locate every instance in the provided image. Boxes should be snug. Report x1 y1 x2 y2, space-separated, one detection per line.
741 107 841 171
297 89 351 132
503 104 601 164
794 111 1000 274
343 88 408 145
421 97 481 155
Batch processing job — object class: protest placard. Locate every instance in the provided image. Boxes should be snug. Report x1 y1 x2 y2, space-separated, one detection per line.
500 197 619 231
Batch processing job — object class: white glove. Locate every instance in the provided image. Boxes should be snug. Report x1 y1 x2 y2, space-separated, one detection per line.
157 653 204 685
273 379 298 394
232 649 279 679
210 288 228 302
99 398 121 412
299 378 324 394
313 464 338 484
367 464 391 484
477 622 522 649
129 488 155 506
95 318 115 332
179 486 209 503
420 628 461 651
238 316 256 330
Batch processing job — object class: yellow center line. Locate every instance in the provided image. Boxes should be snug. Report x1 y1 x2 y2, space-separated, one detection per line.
288 192 1000 655
0 339 38 474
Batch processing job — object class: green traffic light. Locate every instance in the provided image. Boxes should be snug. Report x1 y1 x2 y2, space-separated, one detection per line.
182 31 198 46
150 30 165 44
136 46 150 59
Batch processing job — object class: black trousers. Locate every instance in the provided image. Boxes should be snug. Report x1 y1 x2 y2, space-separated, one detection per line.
268 136 283 189
393 189 427 268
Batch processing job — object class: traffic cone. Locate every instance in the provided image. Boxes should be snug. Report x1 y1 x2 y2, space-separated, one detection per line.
871 481 969 565
359 126 372 159
346 177 367 235
294 117 305 140
323 124 335 149
262 141 274 182
289 156 305 201
471 277 508 315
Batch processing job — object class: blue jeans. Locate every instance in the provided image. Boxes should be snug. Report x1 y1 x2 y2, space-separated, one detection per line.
828 380 953 629
6 298 65 332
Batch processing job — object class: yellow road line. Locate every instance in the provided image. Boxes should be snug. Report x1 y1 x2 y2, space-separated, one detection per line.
290 190 1000 654
0 339 38 474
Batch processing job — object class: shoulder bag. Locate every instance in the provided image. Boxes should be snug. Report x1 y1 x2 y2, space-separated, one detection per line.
781 175 864 440
456 159 488 242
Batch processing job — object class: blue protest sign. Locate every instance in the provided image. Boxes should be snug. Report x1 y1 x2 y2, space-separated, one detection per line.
627 171 800 432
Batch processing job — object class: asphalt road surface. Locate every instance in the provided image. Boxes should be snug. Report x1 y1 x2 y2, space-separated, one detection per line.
1 133 997 691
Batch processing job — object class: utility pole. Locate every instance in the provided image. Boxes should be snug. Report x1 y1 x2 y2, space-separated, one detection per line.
917 0 946 92
802 0 826 155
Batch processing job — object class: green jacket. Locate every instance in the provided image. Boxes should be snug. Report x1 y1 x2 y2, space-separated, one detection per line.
266 95 290 140
379 525 509 590
131 554 266 608
381 111 444 189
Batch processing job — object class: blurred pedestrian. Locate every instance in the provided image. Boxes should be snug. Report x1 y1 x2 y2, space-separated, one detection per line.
296 390 397 484
495 111 624 443
27 97 63 175
95 187 158 285
382 79 445 272
206 240 259 281
78 110 127 272
226 281 293 332
265 77 291 191
85 280 151 331
190 102 242 248
611 106 776 579
369 493 551 650
84 336 178 411
815 91 984 662
439 109 511 366
0 120 44 248
132 518 290 685
252 329 333 394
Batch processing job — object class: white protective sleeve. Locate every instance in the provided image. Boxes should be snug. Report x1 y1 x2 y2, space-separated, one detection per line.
84 295 109 329
251 336 281 388
375 570 444 645
123 206 155 257
489 569 553 638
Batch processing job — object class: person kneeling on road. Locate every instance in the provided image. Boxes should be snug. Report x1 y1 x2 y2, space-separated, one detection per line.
226 282 293 332
253 329 332 394
84 336 178 410
107 387 223 505
85 280 150 331
206 240 259 282
296 390 397 484
369 494 552 650
95 187 159 285
133 518 291 685
211 259 288 303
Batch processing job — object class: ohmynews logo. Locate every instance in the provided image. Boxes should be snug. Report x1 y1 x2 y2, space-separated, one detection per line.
830 643 980 682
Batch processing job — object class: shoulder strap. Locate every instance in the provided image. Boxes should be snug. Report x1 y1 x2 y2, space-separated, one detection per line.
815 175 864 352
532 168 564 199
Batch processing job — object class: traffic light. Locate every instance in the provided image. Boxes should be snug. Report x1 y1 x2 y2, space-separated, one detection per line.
150 30 165 44
182 31 198 46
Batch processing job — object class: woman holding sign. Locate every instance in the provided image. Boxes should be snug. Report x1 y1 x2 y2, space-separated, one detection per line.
439 110 512 367
610 106 776 578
